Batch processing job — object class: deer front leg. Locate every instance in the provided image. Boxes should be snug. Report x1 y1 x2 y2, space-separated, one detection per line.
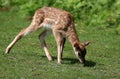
58 38 66 64
60 38 66 53
39 30 53 61
53 30 65 64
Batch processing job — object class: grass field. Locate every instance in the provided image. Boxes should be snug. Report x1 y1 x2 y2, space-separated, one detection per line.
0 9 120 79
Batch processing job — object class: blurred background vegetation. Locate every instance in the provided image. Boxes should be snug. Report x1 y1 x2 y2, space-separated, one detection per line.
0 0 120 33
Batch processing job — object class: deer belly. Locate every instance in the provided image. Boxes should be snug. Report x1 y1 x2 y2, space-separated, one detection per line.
43 23 52 29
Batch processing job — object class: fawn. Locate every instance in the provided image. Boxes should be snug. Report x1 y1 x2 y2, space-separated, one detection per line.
5 7 90 64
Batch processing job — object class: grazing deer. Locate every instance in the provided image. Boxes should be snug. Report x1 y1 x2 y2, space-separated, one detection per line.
5 7 90 64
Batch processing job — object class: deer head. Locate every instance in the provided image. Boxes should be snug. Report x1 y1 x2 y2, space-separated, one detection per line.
74 41 90 64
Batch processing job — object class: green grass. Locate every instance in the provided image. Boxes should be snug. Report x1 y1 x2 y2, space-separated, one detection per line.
0 10 120 79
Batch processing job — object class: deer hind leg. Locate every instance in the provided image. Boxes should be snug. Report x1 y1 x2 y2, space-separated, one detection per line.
5 9 45 54
5 24 41 54
39 30 53 61
53 30 66 64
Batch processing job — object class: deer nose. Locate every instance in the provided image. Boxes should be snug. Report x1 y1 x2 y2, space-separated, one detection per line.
79 58 85 64
81 59 86 64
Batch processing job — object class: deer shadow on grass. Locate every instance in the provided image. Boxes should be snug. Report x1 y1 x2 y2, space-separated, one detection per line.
41 55 96 67
62 58 96 67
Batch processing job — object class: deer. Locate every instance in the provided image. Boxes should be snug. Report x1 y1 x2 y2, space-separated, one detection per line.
5 7 90 64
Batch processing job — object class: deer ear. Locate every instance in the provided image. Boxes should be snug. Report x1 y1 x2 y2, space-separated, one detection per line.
82 41 90 46
73 42 79 48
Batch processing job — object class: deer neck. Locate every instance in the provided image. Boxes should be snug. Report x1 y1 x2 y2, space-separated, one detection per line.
66 25 80 46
